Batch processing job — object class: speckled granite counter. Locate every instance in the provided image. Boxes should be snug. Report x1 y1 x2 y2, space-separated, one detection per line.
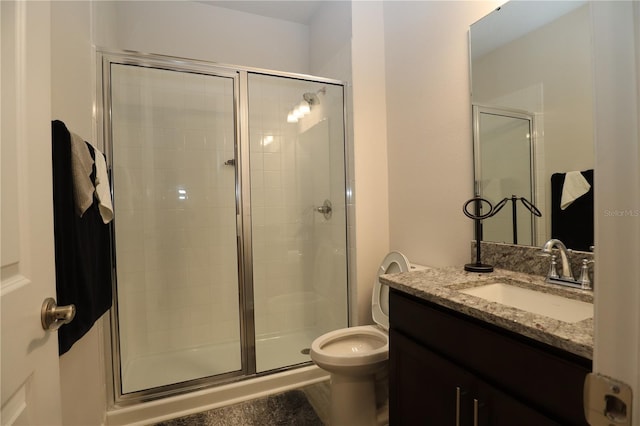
380 266 593 360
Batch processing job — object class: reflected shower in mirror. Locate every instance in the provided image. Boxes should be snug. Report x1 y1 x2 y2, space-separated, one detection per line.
470 1 594 250
474 106 535 245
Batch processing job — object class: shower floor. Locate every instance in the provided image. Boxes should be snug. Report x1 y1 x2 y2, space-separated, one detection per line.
122 330 317 394
255 329 317 372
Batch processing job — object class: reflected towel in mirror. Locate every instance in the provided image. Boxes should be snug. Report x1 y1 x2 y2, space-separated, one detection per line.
551 169 594 251
561 171 591 210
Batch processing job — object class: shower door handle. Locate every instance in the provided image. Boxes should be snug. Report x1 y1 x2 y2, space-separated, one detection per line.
315 199 332 219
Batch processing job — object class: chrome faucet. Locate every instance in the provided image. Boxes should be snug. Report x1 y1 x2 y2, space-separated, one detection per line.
540 239 593 290
577 259 594 290
541 239 574 280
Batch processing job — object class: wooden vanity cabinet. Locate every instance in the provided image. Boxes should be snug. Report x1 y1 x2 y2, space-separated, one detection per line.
389 289 591 425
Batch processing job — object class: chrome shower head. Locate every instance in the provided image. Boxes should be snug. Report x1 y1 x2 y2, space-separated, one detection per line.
302 92 319 105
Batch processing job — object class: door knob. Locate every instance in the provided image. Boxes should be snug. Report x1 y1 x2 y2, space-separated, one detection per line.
41 298 76 331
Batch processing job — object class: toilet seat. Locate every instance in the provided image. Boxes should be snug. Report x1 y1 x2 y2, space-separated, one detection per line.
372 251 410 330
310 325 388 371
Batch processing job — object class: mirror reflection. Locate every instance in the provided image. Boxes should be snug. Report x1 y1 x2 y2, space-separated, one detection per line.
470 1 594 251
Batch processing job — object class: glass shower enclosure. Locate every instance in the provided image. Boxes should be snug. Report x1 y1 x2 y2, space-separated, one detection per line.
100 52 349 401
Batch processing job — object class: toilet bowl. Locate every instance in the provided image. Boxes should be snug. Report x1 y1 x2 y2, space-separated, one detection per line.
310 325 388 376
310 251 421 426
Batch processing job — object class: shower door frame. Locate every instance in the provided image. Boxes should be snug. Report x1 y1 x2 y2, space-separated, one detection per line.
97 50 351 406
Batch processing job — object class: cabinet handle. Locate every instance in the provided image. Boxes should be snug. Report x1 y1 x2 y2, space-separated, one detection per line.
473 398 479 426
455 387 461 426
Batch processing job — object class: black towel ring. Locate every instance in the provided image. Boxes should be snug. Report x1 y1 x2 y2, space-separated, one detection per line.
462 196 494 273
520 197 542 217
462 197 494 220
490 195 542 245
492 196 541 217
491 197 509 215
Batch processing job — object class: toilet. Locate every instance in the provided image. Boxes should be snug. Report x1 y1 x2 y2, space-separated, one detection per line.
310 251 421 426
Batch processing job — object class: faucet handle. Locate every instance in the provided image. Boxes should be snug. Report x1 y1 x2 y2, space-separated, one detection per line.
548 254 560 279
579 258 594 290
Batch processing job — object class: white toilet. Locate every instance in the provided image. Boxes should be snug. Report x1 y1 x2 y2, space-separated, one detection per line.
310 251 419 426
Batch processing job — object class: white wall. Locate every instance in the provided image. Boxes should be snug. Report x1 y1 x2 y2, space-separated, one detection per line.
309 1 352 80
93 1 310 74
51 1 94 138
383 1 501 267
351 1 390 324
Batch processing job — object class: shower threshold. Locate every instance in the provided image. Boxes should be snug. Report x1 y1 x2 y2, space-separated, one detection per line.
108 365 328 426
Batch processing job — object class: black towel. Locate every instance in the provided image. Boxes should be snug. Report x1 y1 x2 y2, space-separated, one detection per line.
51 120 112 355
550 169 594 251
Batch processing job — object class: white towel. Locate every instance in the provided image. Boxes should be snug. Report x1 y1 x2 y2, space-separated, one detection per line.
93 148 114 224
70 132 94 217
561 171 591 210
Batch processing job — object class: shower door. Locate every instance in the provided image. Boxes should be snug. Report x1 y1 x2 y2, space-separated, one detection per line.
103 52 349 402
109 62 243 394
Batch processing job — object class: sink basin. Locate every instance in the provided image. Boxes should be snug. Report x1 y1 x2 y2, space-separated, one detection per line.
460 282 593 323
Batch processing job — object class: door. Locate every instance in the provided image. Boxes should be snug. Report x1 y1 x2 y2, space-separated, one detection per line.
590 2 640 422
105 58 244 395
1 2 63 425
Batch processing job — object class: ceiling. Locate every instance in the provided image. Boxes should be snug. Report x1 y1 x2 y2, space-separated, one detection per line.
198 1 326 25
470 1 587 59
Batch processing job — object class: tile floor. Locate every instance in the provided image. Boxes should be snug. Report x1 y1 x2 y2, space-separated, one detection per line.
153 382 330 426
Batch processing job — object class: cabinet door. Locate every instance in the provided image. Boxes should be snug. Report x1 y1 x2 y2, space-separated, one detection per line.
476 382 561 426
390 329 474 425
390 329 561 426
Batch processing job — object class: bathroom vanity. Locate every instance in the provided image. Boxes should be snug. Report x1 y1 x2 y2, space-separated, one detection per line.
382 267 592 425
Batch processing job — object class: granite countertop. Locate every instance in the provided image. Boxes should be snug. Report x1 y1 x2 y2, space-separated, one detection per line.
380 266 594 360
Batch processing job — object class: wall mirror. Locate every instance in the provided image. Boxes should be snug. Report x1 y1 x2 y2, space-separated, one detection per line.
470 1 595 251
